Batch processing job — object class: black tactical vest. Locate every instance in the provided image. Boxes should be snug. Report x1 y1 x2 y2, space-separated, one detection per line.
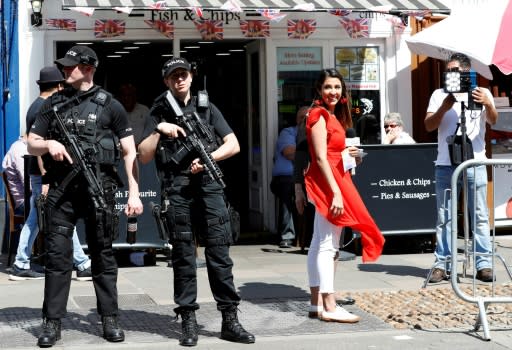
154 94 220 180
44 87 121 184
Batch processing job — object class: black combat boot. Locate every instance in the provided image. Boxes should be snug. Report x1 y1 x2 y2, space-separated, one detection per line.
37 318 61 348
179 310 198 347
220 308 255 344
102 315 125 342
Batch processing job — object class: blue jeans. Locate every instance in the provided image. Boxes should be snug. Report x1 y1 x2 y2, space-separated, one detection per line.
270 176 296 241
14 175 91 271
434 165 492 271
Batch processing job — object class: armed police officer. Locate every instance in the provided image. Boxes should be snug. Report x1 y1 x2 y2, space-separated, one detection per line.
27 46 143 348
138 57 255 347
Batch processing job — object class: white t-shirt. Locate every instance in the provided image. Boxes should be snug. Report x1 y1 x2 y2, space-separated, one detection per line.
427 88 494 166
392 131 416 145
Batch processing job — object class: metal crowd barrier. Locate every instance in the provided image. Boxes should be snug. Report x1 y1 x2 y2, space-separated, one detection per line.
448 158 512 340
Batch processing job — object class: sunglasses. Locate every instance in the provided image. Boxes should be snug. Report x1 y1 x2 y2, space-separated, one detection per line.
384 124 398 129
169 70 189 80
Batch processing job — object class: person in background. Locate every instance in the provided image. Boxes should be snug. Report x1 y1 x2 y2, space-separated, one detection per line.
118 83 150 145
270 106 308 248
28 47 143 347
138 57 254 347
425 53 497 283
355 114 380 144
304 68 384 323
2 135 28 214
8 66 93 282
382 112 416 145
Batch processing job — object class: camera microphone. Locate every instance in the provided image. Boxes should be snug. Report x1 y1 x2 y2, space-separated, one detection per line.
345 128 360 175
345 128 359 147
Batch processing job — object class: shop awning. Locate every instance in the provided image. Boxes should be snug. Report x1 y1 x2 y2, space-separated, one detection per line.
61 0 451 14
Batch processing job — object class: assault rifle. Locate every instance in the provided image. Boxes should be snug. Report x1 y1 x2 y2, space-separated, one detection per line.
50 104 107 209
165 91 226 188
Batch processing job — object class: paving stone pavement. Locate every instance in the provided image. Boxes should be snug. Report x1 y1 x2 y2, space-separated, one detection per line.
0 299 391 348
342 284 512 331
1 241 512 349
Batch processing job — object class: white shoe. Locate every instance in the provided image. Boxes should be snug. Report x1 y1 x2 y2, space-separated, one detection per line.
321 305 360 323
308 305 323 318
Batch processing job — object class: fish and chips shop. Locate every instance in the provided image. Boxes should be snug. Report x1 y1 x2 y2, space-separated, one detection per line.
5 0 453 250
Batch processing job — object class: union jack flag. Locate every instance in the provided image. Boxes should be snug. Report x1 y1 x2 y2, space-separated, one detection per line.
45 18 76 31
240 20 269 38
329 9 352 17
189 7 204 18
256 9 287 22
150 1 167 10
221 0 242 13
405 10 431 20
144 20 174 39
94 19 125 38
339 18 369 38
194 19 223 40
287 19 316 39
388 16 406 35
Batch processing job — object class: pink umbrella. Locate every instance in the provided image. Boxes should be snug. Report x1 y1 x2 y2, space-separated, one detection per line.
406 0 512 79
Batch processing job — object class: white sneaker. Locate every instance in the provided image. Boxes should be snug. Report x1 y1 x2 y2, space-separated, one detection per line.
308 305 323 318
321 305 360 323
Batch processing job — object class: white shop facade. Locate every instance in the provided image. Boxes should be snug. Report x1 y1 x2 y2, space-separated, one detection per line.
18 0 450 233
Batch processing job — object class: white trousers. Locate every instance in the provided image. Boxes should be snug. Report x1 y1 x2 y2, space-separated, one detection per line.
307 212 342 293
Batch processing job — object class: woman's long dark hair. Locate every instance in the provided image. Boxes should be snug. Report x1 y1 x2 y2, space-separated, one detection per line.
313 68 352 130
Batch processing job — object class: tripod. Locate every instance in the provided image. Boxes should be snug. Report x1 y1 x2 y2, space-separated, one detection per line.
456 99 483 278
459 100 472 277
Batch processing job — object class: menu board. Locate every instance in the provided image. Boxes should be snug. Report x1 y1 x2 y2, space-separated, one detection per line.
335 47 379 90
352 144 437 234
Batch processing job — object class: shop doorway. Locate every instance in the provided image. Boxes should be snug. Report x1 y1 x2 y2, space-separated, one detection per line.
56 39 257 233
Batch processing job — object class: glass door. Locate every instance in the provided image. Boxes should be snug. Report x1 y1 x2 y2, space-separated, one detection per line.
276 47 322 131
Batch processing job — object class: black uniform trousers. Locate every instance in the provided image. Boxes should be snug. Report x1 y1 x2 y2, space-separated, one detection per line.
42 184 119 319
165 174 240 313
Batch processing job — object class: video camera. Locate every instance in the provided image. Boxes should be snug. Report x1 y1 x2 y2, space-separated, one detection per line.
443 68 482 110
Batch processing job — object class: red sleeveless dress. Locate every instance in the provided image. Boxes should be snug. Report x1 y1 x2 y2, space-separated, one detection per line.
304 107 385 262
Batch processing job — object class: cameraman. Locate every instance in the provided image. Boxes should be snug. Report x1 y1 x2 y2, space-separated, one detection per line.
424 53 497 283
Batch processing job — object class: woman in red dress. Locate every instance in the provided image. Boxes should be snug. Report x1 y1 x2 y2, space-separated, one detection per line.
305 69 385 323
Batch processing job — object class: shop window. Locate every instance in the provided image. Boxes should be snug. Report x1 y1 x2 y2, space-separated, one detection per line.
335 46 381 144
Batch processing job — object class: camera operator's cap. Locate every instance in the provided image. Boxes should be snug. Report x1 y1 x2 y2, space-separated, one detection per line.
55 45 99 68
162 57 191 78
36 66 65 85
